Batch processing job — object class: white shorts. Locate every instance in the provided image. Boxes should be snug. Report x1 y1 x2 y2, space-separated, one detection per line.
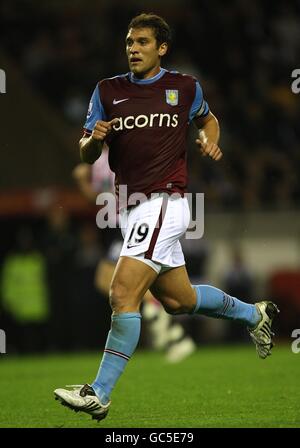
119 193 190 274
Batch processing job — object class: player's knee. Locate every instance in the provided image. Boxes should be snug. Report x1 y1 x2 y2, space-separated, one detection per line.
109 280 141 313
109 282 127 311
163 304 180 315
162 300 187 315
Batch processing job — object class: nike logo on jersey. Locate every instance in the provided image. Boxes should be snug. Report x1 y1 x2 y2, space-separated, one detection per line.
113 98 129 105
126 243 140 249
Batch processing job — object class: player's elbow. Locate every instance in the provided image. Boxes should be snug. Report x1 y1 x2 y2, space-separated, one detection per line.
79 143 96 164
79 137 102 164
79 149 95 164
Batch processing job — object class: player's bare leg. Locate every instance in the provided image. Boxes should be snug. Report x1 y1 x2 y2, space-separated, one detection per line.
75 256 156 411
54 256 157 420
142 289 196 362
96 256 195 362
151 265 279 359
150 265 197 314
109 256 158 313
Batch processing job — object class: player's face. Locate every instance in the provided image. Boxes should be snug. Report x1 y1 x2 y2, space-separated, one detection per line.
126 27 167 79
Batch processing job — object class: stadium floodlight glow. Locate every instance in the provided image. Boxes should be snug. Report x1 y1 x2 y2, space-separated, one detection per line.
0 69 6 93
0 329 6 353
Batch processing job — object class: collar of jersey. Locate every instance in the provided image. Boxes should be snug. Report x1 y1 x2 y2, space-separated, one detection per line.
129 68 167 84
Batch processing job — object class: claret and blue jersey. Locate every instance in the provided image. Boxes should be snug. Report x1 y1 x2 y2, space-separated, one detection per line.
83 68 209 198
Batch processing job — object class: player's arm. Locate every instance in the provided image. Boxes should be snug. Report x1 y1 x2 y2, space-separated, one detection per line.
79 119 118 164
194 111 222 161
79 134 103 164
80 83 119 164
72 163 98 202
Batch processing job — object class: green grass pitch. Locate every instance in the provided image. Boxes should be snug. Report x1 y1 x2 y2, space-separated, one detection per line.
0 345 299 428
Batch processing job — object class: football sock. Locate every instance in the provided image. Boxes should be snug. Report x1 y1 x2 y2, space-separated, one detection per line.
192 285 260 327
92 312 141 404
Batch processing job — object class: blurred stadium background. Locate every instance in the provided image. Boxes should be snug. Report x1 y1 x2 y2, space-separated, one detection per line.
0 0 300 357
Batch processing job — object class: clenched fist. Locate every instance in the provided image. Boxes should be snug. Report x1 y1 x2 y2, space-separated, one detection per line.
92 118 119 141
196 131 223 161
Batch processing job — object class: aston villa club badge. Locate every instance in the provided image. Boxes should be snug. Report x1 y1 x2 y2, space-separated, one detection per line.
165 90 178 106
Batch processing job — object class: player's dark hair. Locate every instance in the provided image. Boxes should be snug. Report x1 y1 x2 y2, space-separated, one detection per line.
128 13 172 50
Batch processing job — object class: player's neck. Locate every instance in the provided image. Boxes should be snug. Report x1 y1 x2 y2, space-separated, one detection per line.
133 66 162 80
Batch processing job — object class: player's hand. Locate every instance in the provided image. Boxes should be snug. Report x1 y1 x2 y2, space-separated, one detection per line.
196 138 223 161
91 118 119 141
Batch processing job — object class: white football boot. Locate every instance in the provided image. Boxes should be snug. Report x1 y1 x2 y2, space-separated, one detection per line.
249 301 280 359
54 384 110 421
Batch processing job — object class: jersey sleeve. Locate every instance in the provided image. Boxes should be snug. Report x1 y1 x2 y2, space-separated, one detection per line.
189 80 210 121
83 84 107 134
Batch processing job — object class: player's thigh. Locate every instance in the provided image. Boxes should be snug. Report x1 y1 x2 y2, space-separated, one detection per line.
143 289 156 302
110 255 158 312
150 265 196 314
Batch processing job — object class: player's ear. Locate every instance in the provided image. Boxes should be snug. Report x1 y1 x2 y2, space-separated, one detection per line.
158 42 168 57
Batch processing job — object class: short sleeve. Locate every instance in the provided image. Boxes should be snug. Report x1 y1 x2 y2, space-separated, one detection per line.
189 81 209 121
83 84 107 134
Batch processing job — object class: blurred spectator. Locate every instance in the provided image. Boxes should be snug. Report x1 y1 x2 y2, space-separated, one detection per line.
1 227 50 353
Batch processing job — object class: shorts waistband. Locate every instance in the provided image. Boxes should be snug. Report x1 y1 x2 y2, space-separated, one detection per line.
125 191 185 211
